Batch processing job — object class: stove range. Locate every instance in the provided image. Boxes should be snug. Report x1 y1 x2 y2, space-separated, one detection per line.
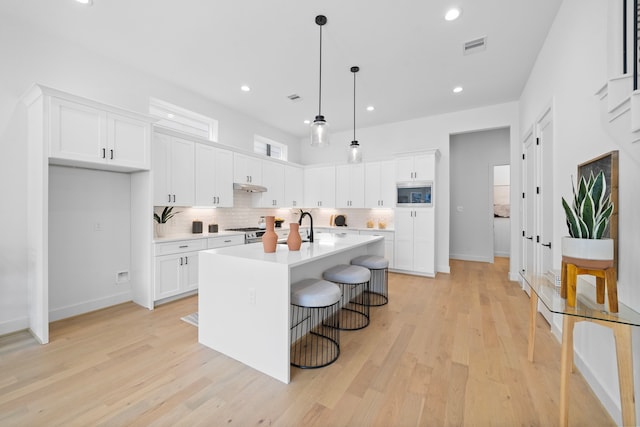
226 227 266 243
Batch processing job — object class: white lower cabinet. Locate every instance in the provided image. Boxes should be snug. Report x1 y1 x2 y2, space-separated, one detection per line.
153 235 244 302
394 208 435 276
153 239 206 301
359 229 395 268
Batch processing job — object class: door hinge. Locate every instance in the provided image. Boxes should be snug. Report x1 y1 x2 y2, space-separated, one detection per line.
536 137 540 145
522 230 525 237
522 192 525 199
536 235 540 243
536 186 540 194
522 153 525 160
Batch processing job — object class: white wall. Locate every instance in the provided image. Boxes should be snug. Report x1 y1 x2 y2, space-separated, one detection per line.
48 166 132 320
0 21 299 335
299 102 520 276
519 0 640 422
449 128 510 262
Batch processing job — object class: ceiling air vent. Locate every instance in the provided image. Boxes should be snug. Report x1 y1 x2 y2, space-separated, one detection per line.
463 36 487 55
287 94 302 102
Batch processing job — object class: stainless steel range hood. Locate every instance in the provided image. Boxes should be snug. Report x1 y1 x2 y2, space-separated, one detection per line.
233 182 268 193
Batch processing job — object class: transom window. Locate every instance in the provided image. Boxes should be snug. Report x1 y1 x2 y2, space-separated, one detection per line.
149 98 219 142
254 135 288 161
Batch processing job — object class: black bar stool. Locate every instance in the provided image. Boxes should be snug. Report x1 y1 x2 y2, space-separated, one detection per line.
351 255 389 306
290 278 341 368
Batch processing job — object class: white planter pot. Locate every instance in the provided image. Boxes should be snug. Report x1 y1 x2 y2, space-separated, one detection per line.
561 236 614 260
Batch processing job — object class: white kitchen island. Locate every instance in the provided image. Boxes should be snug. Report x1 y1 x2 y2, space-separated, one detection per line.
198 232 384 384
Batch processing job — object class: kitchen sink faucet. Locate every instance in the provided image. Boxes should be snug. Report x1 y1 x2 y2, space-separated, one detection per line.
298 210 314 243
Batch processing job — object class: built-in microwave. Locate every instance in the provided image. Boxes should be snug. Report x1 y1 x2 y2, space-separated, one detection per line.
396 181 433 207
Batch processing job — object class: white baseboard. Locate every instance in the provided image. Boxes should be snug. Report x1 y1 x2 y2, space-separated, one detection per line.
494 251 510 257
449 253 493 263
509 271 521 282
49 291 133 322
0 316 29 337
437 264 451 274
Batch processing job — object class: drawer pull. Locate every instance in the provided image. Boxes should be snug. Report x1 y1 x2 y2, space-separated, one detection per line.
179 245 188 248
224 240 232 243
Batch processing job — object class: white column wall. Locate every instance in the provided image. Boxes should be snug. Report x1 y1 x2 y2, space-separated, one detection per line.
519 0 640 422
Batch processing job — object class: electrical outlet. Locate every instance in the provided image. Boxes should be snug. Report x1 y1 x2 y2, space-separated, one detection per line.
93 222 103 231
248 288 256 305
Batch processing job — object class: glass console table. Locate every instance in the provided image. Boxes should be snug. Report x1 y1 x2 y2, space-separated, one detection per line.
522 273 638 427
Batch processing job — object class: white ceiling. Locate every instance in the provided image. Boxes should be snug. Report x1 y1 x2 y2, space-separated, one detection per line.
1 0 562 138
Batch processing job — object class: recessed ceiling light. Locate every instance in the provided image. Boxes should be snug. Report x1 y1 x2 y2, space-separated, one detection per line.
366 106 375 112
240 85 251 92
453 86 463 93
76 0 93 5
303 119 311 125
445 7 461 21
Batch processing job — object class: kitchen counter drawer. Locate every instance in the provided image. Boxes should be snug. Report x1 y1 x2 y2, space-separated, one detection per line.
155 238 207 256
208 234 245 249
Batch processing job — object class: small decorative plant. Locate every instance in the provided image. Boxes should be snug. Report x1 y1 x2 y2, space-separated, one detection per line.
154 206 179 224
561 171 614 239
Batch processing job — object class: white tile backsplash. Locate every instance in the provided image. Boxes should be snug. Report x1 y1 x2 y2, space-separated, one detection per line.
154 192 395 236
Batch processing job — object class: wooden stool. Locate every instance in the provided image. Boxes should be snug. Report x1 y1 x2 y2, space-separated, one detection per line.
561 256 617 312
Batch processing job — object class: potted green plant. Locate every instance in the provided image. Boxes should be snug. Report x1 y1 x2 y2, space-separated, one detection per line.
561 170 614 260
154 206 179 237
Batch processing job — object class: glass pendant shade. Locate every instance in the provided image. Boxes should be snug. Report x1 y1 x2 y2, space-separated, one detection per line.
310 115 329 147
348 141 362 163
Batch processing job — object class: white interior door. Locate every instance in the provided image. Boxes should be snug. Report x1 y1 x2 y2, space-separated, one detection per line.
522 131 536 279
537 109 554 275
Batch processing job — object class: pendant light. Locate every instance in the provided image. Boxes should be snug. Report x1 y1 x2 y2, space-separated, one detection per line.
311 15 329 147
348 66 362 163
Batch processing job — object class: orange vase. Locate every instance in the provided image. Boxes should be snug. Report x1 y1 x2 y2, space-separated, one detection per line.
262 216 278 253
287 223 302 251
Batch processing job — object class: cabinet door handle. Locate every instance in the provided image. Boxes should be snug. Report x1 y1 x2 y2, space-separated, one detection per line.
110 149 114 160
179 257 183 265
168 194 171 203
172 194 176 203
184 256 188 265
102 148 106 159
179 245 188 248
224 239 231 243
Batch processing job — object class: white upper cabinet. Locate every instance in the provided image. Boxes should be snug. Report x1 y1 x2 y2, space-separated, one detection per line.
335 164 365 208
48 91 151 171
284 165 304 208
256 160 285 207
233 153 262 185
304 166 335 208
152 133 195 206
195 144 234 207
364 160 396 208
396 152 435 182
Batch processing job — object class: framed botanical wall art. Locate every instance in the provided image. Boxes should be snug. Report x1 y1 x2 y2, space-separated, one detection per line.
577 150 619 270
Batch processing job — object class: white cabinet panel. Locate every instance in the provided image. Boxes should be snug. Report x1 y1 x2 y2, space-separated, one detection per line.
234 153 262 185
394 208 435 276
152 134 195 206
359 229 395 268
153 239 207 301
304 166 335 208
336 164 365 208
284 165 304 208
396 153 435 182
257 160 285 207
195 144 234 207
365 160 396 208
49 97 150 171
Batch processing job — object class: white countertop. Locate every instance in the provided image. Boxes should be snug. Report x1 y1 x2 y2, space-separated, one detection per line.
153 230 244 243
201 232 383 267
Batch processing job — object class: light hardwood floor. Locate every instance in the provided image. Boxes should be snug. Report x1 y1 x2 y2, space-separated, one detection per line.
0 258 614 426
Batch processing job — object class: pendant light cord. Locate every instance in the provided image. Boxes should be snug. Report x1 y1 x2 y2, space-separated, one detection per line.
318 24 323 116
353 69 356 141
